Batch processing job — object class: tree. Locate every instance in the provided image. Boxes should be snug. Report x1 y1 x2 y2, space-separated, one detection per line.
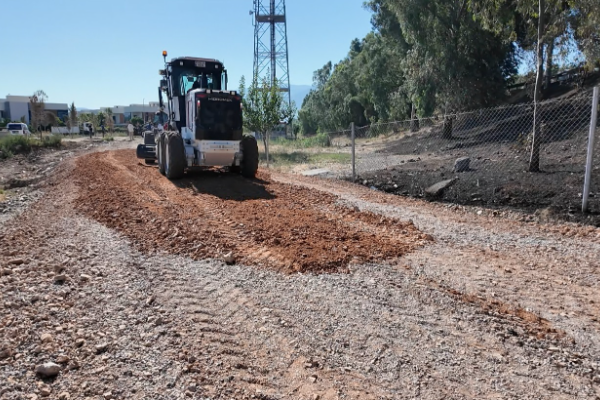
68 103 77 135
105 108 114 132
130 116 143 127
574 0 600 63
466 0 596 171
239 75 291 167
43 111 58 131
29 90 48 139
97 112 106 127
368 0 517 116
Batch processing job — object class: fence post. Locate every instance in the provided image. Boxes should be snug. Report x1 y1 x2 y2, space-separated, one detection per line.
582 86 599 213
351 122 356 181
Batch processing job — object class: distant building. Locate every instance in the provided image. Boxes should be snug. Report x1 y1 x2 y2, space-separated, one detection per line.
96 103 164 125
0 95 68 124
1 94 165 127
124 102 162 123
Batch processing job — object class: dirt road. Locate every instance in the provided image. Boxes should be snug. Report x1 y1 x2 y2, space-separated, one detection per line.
1 148 600 399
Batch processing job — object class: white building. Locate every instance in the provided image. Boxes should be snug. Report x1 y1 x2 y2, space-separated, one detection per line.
1 95 68 124
1 93 164 127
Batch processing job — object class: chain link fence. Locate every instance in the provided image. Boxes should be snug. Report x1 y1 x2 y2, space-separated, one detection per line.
313 88 600 221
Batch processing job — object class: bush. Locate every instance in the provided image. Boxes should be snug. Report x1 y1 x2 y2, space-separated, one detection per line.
0 135 62 159
41 135 62 148
270 132 331 149
0 135 32 158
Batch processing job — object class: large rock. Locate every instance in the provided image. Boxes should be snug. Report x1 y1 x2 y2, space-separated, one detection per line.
425 178 458 198
35 362 61 378
454 157 471 172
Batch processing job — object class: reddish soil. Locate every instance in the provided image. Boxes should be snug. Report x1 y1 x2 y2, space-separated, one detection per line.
72 150 431 274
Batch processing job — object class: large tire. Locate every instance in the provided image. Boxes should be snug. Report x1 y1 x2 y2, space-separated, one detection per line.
165 133 185 180
240 135 259 178
157 133 166 175
144 132 155 145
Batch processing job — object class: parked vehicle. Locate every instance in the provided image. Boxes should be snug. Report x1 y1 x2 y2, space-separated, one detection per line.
6 123 31 136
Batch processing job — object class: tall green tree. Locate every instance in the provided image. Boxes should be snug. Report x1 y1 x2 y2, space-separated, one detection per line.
368 0 518 115
68 102 78 135
299 34 409 133
466 0 598 171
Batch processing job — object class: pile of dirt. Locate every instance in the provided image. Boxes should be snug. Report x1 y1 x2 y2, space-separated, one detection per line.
72 150 431 274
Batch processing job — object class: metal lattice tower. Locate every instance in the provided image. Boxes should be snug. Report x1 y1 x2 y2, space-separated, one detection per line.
252 0 291 107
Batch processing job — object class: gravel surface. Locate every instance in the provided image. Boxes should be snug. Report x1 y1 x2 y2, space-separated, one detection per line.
1 147 600 399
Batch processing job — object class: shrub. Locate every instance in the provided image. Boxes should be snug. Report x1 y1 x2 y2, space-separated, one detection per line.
0 135 32 158
41 135 62 148
270 132 331 149
0 134 62 159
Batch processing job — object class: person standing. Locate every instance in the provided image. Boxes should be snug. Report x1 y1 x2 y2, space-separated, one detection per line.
127 123 134 141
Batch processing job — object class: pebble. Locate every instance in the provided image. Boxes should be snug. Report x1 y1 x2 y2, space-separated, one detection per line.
95 343 109 354
56 355 70 364
40 386 52 397
40 333 53 343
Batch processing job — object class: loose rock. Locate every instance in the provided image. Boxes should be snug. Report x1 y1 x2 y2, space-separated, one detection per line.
40 333 53 343
35 362 61 378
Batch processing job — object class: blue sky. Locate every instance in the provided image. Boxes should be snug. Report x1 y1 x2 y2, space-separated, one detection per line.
1 0 373 109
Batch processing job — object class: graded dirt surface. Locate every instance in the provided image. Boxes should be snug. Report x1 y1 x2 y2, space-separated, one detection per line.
72 150 430 274
2 146 600 399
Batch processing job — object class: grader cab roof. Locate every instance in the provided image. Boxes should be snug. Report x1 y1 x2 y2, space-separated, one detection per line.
169 57 224 68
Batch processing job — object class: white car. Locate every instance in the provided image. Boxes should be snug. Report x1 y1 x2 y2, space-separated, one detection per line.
6 123 31 136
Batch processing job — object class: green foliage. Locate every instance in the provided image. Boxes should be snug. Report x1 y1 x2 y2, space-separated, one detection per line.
258 151 350 166
0 135 61 159
272 132 332 149
298 0 599 134
43 135 62 148
0 135 32 157
130 116 143 126
239 75 296 165
97 111 106 127
239 75 288 135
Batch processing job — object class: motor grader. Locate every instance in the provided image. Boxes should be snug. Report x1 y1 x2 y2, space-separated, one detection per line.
136 51 258 179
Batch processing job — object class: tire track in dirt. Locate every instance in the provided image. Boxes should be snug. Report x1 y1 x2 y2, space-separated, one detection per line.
70 151 568 343
72 149 431 274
